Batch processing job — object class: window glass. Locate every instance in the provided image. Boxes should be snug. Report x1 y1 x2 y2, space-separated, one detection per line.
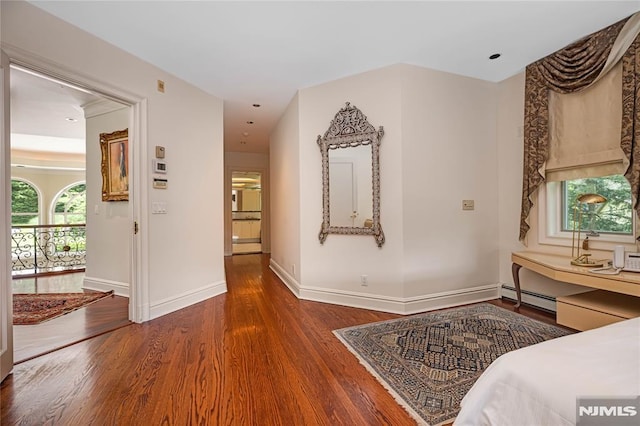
11 180 39 225
562 175 632 235
53 183 86 225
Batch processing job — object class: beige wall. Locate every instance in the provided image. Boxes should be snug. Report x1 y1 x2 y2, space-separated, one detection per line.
2 1 226 321
269 93 301 287
84 106 130 294
400 64 500 298
271 64 501 312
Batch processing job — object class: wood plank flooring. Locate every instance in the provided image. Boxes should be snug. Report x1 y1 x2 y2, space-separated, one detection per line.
1 254 557 425
12 273 131 364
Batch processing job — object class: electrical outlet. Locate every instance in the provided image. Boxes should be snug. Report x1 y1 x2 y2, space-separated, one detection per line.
462 200 475 211
360 275 368 286
292 264 296 277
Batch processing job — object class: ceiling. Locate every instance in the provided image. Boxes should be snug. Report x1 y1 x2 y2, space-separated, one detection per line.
10 67 99 154
24 1 640 154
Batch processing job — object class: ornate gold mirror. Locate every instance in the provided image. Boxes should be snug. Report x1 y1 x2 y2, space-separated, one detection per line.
317 102 384 247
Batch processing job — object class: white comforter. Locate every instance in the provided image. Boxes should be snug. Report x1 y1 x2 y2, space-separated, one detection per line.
454 317 640 426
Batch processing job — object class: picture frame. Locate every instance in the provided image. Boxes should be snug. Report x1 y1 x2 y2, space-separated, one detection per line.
100 128 129 201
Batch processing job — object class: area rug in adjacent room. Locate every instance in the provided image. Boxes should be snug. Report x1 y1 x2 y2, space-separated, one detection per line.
333 303 573 426
13 290 114 325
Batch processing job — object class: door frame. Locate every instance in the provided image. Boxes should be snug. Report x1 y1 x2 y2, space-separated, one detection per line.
224 165 270 256
1 48 13 381
1 46 150 327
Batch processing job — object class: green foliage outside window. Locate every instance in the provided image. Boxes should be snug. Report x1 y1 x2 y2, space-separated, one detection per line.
53 183 86 225
11 180 39 225
562 175 633 234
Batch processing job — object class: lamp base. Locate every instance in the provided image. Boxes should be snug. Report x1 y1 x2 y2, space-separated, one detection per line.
571 254 605 267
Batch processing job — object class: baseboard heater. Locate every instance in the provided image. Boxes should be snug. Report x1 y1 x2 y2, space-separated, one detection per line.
501 284 557 313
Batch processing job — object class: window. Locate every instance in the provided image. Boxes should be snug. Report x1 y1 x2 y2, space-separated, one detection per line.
561 175 633 235
542 174 635 246
53 183 86 225
11 179 39 225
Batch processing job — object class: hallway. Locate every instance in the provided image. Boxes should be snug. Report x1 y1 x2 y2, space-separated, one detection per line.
1 254 555 424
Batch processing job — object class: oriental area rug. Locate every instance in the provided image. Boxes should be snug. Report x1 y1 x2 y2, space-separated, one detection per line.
333 303 573 425
13 290 114 325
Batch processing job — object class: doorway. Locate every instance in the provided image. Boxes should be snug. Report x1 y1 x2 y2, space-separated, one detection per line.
232 171 262 254
8 65 132 362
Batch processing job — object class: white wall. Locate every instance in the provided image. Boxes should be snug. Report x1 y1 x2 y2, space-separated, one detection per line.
269 64 501 313
84 106 130 294
400 64 499 298
298 66 405 302
2 1 226 320
269 93 301 291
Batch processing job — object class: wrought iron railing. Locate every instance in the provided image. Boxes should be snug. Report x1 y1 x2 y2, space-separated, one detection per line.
11 224 86 277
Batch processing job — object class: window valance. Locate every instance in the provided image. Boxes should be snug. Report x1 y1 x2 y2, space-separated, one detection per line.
519 13 640 242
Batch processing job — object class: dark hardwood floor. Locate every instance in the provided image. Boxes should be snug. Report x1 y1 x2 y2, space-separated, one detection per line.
2 254 558 425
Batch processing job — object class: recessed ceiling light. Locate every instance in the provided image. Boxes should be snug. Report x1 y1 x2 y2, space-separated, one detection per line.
489 53 501 60
252 104 261 108
65 117 78 122
246 121 254 124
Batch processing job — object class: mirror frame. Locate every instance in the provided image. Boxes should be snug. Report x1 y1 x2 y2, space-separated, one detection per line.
317 102 385 247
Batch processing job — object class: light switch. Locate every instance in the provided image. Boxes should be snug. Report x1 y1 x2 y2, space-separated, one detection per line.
462 200 475 211
152 202 168 214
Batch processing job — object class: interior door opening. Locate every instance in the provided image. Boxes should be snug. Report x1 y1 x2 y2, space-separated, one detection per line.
7 64 133 363
232 171 262 255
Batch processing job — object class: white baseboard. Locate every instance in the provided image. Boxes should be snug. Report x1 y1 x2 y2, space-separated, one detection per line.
149 280 227 320
300 283 500 315
268 260 501 314
500 284 557 312
83 276 130 297
269 259 301 297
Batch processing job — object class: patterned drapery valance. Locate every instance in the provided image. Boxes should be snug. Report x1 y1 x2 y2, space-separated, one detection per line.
519 14 640 242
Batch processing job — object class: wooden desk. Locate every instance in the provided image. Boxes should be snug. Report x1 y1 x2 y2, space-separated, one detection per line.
511 251 640 310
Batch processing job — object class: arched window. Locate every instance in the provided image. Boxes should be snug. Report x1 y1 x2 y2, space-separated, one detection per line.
53 183 86 225
11 179 40 225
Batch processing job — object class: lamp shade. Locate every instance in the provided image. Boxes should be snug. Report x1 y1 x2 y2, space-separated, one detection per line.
576 193 607 204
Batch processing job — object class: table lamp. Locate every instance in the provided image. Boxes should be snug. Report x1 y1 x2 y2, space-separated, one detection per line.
571 193 607 266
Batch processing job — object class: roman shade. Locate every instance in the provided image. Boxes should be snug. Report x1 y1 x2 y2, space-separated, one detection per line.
519 12 640 242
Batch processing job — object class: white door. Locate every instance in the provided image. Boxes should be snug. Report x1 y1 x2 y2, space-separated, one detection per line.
1 49 14 382
329 160 357 227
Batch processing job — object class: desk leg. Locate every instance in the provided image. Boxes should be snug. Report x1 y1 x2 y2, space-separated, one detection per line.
511 263 522 311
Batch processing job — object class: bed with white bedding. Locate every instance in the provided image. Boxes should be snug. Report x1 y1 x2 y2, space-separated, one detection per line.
454 317 640 426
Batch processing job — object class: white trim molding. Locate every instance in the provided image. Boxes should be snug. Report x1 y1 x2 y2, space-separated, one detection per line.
269 259 301 297
300 283 500 315
270 258 500 314
83 276 130 298
149 280 227 320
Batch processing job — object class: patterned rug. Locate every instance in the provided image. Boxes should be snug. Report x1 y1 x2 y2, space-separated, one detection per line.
13 290 114 325
333 303 573 425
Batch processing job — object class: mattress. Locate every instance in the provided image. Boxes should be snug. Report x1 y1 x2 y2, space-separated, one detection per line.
454 317 640 426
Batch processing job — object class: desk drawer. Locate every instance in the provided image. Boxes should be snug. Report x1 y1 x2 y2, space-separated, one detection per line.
557 290 640 331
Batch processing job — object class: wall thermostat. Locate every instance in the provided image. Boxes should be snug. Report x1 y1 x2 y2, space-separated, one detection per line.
153 178 168 189
153 159 167 174
155 145 165 159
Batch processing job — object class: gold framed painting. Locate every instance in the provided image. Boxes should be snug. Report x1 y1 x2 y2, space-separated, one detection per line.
100 128 129 201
